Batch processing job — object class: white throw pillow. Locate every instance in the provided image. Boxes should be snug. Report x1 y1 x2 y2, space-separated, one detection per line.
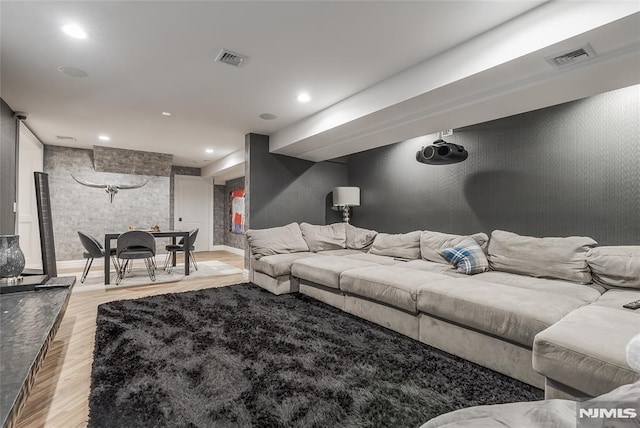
245 223 309 260
369 231 421 259
345 224 378 250
300 223 346 252
587 246 640 289
488 230 597 284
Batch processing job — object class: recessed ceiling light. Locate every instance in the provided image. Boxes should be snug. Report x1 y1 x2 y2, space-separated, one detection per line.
162 112 171 116
297 93 311 103
205 148 214 154
57 66 88 78
98 135 110 141
259 113 278 120
62 24 87 39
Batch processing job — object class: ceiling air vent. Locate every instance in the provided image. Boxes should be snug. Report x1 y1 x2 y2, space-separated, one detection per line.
545 44 596 68
56 135 77 142
215 49 248 67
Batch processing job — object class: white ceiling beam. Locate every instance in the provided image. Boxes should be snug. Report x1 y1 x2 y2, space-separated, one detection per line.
270 2 640 160
201 149 244 179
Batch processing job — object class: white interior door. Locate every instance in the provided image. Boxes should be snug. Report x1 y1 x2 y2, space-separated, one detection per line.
174 175 212 252
17 123 44 269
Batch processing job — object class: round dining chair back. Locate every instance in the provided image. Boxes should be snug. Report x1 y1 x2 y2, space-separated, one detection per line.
78 231 109 283
164 228 199 273
78 231 104 258
115 231 156 285
187 228 199 250
117 231 156 258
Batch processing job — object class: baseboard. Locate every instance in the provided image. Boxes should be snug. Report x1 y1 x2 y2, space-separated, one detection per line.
58 247 245 270
211 245 245 256
57 255 165 270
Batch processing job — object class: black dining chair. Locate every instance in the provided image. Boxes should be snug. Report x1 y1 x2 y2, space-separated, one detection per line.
116 231 156 285
163 228 199 274
78 231 119 283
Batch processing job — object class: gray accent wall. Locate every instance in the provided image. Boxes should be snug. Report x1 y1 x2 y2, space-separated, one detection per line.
224 177 246 251
348 85 640 245
44 146 170 260
246 133 346 230
213 177 247 251
213 185 226 245
0 98 17 234
93 145 173 176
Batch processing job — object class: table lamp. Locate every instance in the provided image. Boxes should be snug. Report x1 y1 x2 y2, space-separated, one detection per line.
332 187 360 223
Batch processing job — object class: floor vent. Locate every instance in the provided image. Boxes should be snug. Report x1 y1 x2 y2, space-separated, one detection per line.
56 135 77 142
545 44 596 68
215 49 248 67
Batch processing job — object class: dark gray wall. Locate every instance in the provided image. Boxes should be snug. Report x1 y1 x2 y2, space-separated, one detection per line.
247 133 346 230
348 85 640 245
0 98 17 234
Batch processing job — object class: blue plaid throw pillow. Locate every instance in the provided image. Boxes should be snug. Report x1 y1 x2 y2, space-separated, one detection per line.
438 238 489 275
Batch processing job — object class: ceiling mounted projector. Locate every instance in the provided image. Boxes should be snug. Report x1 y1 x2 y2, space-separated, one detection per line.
416 139 468 165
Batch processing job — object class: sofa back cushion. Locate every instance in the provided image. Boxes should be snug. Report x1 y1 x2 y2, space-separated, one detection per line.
369 231 421 259
421 231 489 264
345 224 378 250
300 222 346 252
488 230 597 283
246 222 309 260
587 246 640 289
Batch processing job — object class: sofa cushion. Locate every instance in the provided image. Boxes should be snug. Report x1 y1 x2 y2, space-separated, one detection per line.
251 252 316 277
299 222 346 252
316 249 364 256
246 223 309 259
421 382 640 428
369 231 421 259
417 278 591 347
587 246 640 289
438 238 489 275
291 256 379 289
488 230 597 284
421 231 489 264
345 224 378 250
420 398 577 428
394 259 466 278
340 266 449 313
472 271 603 303
343 253 400 265
591 288 640 310
533 305 640 397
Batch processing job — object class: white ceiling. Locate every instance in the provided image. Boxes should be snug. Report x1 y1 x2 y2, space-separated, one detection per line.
271 3 640 161
1 1 544 168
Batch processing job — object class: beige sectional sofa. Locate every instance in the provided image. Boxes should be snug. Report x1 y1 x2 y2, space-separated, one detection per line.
246 222 640 399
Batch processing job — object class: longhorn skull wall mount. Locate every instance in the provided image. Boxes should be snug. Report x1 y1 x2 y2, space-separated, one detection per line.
71 174 150 203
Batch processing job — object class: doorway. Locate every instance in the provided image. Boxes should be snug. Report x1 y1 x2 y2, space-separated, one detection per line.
174 175 213 252
17 123 43 269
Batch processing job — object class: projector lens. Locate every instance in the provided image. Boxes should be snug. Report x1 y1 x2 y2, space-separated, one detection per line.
437 146 450 156
424 146 435 159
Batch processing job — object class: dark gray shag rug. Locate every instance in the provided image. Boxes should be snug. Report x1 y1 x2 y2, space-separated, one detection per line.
89 284 543 427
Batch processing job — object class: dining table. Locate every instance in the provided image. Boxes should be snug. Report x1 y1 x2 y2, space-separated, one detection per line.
104 230 191 284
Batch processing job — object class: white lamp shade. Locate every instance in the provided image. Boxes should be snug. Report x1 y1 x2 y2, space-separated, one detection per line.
333 187 360 207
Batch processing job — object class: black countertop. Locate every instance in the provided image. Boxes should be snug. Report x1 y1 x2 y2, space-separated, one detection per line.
0 279 74 428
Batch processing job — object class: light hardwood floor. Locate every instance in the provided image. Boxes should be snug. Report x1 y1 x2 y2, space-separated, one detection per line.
15 251 246 428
